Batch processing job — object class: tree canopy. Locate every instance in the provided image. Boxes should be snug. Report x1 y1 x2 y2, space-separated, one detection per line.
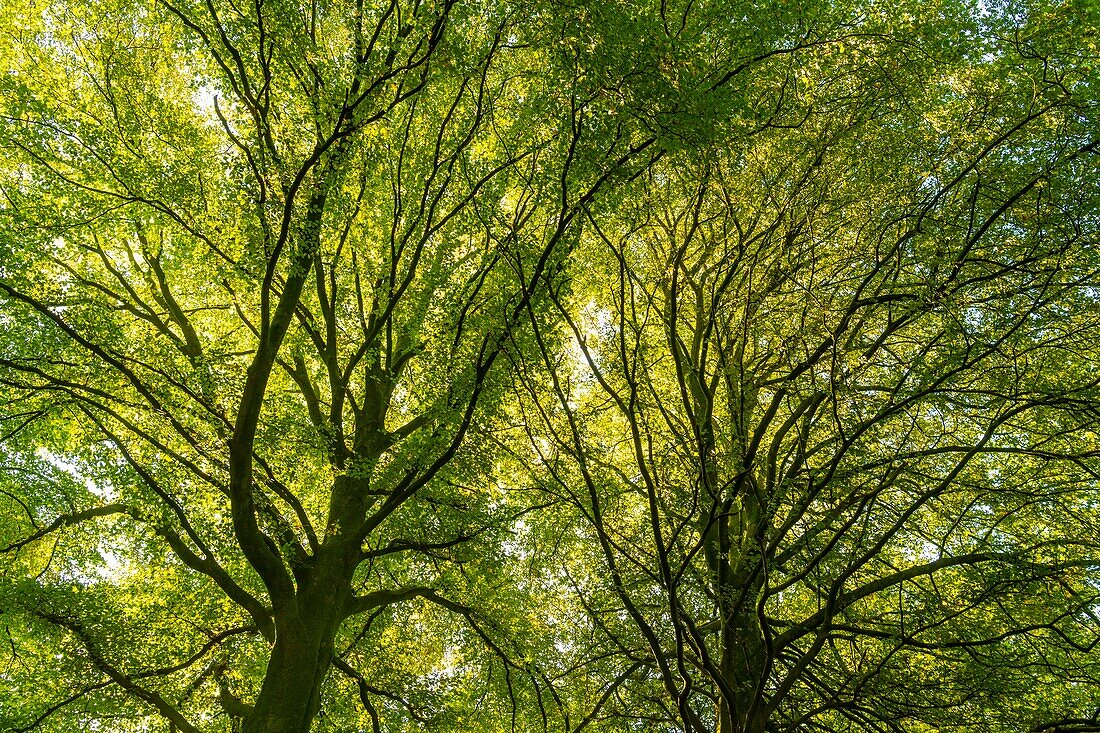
1 0 1099 732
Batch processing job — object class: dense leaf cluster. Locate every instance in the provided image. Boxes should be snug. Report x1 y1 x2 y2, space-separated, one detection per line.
1 0 1098 731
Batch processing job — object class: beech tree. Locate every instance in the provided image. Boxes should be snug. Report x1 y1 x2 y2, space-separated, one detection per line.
1 0 1098 732
509 3 1100 732
0 0 662 729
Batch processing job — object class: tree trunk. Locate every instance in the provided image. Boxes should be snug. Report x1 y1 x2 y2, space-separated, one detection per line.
242 536 359 733
715 492 767 733
716 610 768 733
242 625 330 733
242 581 350 732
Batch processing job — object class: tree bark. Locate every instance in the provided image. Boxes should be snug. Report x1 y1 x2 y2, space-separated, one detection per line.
242 548 357 733
714 491 767 733
242 625 329 733
241 473 369 733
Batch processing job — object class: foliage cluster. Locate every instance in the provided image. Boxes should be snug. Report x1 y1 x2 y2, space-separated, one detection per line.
1 0 1098 732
